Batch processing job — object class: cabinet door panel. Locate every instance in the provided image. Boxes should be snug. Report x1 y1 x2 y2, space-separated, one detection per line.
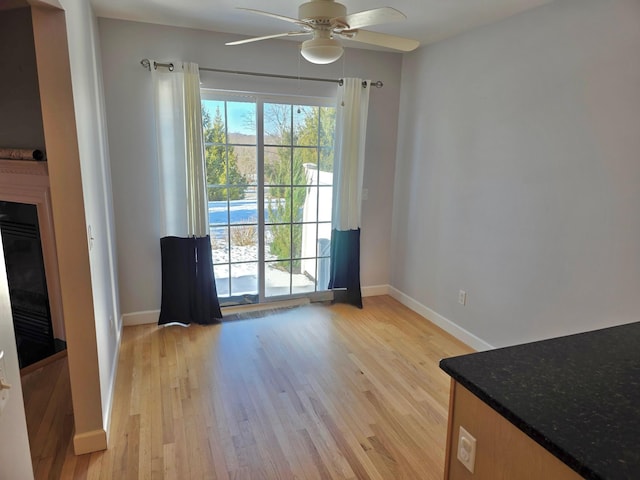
445 381 582 480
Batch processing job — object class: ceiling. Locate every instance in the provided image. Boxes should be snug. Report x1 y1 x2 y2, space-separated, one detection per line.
90 0 554 51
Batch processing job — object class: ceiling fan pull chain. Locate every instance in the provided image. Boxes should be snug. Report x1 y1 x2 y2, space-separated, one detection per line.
340 50 346 106
297 47 302 113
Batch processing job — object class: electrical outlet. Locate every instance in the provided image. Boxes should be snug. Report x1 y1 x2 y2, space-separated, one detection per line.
457 426 477 473
458 290 467 306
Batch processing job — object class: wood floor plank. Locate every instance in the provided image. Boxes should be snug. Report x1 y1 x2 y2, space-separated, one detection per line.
22 295 472 479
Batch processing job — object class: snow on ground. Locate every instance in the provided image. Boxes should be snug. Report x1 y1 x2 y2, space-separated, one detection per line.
212 246 314 288
212 245 273 277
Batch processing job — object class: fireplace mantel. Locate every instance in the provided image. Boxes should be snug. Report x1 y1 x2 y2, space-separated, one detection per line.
0 159 49 183
0 158 65 342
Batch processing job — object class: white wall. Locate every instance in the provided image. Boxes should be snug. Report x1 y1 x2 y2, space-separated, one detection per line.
98 18 402 315
392 0 640 348
59 0 121 432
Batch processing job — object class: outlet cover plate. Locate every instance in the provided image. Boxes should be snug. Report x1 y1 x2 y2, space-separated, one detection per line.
457 425 477 473
458 290 467 306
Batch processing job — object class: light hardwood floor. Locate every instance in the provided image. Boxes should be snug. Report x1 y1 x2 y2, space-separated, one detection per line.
21 351 75 479
23 295 472 479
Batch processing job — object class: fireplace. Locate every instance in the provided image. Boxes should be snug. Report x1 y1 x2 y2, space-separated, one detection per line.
0 159 65 368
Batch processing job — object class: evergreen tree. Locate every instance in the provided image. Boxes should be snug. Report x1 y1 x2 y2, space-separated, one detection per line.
263 104 336 272
203 105 247 201
295 106 336 171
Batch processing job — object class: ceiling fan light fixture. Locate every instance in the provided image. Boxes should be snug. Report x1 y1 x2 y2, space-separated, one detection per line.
300 37 344 64
230 3 419 58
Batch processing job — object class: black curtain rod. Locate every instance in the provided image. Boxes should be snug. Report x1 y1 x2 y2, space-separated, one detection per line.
139 58 383 88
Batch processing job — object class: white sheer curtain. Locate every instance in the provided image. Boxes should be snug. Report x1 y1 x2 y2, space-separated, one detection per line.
152 61 208 237
329 78 371 308
332 78 371 229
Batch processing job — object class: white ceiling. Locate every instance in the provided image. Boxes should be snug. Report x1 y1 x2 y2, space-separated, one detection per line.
90 0 554 51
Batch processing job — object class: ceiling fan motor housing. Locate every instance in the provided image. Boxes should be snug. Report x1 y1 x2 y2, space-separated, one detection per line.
299 0 347 25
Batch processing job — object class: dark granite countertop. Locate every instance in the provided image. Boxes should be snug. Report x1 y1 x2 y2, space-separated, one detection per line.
439 322 640 480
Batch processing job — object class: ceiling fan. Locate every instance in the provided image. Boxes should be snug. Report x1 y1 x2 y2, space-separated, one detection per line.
226 0 420 64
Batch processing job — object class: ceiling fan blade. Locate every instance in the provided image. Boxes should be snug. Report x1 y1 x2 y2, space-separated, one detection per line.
226 31 309 46
236 7 305 26
340 29 419 52
335 7 405 30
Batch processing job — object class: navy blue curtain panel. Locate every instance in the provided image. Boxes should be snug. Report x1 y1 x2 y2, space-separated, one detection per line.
159 236 222 325
328 228 363 308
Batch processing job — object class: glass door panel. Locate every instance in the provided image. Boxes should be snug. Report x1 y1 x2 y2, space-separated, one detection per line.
262 102 335 299
203 93 335 305
203 98 258 305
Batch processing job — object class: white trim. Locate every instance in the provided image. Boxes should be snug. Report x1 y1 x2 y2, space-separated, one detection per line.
122 310 159 326
102 321 122 445
122 298 313 326
201 88 336 107
362 284 389 297
388 286 494 352
222 297 310 315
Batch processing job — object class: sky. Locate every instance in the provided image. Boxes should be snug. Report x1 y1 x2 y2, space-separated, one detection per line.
202 99 256 136
202 99 319 138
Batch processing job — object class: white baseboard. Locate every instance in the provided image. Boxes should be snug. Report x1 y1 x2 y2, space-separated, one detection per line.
222 297 311 315
102 322 122 445
387 286 494 352
362 284 390 297
122 298 314 326
74 428 108 455
122 309 159 326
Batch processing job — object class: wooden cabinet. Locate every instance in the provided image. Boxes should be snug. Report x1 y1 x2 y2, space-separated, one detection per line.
444 381 582 480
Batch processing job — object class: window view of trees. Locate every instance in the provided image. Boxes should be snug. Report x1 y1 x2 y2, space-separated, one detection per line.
201 95 335 302
264 104 335 273
203 106 247 201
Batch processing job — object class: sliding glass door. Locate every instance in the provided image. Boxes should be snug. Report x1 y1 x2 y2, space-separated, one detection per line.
202 92 335 306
